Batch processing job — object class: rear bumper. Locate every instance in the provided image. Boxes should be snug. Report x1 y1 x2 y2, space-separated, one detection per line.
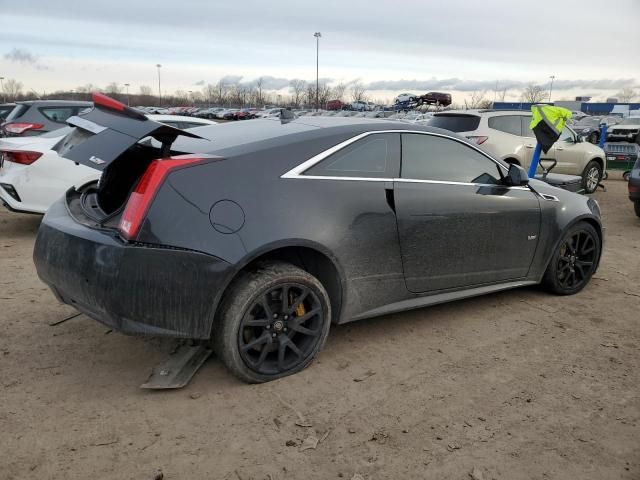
33 198 232 338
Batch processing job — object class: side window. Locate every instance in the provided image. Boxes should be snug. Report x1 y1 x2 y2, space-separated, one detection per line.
401 134 502 185
39 107 76 123
521 116 535 137
488 115 522 136
304 133 398 178
559 126 575 142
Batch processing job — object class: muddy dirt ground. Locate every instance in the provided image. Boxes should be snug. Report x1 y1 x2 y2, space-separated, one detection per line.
1 177 639 480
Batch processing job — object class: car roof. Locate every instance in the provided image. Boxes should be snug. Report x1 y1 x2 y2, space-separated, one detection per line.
147 114 215 123
171 116 461 156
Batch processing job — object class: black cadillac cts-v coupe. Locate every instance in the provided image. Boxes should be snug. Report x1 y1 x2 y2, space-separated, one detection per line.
34 94 604 383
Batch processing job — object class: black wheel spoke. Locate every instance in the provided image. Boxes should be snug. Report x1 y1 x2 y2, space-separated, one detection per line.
244 317 270 327
281 335 303 358
277 340 286 372
288 322 318 336
254 339 273 367
287 288 309 315
241 332 270 352
575 260 593 268
260 296 274 319
292 307 320 324
281 285 289 312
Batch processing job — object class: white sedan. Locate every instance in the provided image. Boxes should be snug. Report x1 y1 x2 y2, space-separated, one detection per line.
0 115 215 214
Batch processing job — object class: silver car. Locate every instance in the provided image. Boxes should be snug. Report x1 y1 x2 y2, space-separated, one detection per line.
1 100 92 137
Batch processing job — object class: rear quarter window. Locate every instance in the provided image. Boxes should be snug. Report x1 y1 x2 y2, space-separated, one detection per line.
488 115 522 136
303 133 399 178
39 107 77 123
427 114 481 132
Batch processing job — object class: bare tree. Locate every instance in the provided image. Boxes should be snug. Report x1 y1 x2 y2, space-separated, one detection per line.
464 90 488 109
521 84 546 103
498 88 508 102
202 83 216 105
617 87 637 103
255 77 264 106
139 85 153 96
318 82 332 107
350 82 367 103
289 79 307 108
331 82 347 101
76 83 99 94
105 82 122 94
2 78 23 100
215 80 228 106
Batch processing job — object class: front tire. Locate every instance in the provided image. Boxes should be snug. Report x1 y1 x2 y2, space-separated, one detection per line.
213 262 331 383
541 222 601 295
582 161 602 193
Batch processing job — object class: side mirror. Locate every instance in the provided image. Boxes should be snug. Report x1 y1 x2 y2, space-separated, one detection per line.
504 163 529 186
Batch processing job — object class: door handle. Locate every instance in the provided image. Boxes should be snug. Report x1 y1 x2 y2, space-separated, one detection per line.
525 144 534 149
556 147 564 151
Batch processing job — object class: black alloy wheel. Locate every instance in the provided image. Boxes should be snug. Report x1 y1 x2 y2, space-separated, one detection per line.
238 283 324 375
542 222 600 295
214 262 331 383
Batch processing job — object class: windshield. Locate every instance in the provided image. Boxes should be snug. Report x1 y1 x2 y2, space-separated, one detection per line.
620 117 640 125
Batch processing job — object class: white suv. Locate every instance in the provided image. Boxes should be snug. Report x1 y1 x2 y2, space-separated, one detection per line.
428 110 606 193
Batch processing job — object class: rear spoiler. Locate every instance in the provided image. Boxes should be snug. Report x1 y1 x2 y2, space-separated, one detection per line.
56 92 204 171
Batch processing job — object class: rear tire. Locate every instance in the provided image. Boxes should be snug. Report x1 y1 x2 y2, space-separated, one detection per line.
635 201 640 218
582 161 602 193
213 262 331 383
623 171 631 182
541 222 601 295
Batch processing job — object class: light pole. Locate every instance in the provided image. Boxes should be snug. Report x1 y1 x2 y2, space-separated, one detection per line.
0 77 4 103
156 64 162 106
314 32 321 111
548 75 555 103
124 83 130 106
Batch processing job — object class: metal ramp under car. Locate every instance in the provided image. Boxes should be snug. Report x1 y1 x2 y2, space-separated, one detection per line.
140 344 212 389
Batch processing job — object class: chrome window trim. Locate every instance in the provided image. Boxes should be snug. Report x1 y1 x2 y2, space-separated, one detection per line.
280 129 509 181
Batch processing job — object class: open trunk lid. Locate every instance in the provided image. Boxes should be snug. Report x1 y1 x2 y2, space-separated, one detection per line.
55 92 203 171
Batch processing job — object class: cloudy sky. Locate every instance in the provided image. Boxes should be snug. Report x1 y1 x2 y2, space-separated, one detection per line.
1 0 639 103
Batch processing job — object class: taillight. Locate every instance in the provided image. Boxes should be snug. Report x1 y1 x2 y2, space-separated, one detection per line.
629 183 639 193
3 122 44 135
118 156 204 240
1 150 43 165
467 136 488 145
